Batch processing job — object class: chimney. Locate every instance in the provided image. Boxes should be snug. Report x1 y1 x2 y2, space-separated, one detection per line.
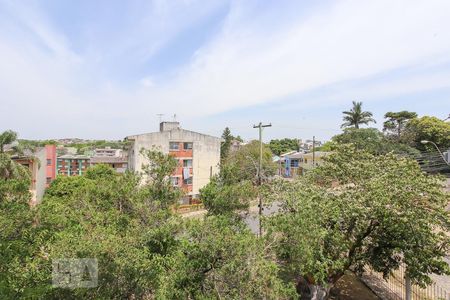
160 121 180 132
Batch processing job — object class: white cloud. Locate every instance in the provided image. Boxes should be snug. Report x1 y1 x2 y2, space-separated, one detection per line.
153 0 450 116
1 0 450 139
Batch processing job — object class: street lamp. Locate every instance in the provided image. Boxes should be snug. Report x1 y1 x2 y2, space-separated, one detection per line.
421 140 450 166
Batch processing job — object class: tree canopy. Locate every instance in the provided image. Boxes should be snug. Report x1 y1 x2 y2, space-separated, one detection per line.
341 101 376 129
383 111 418 140
269 138 299 155
404 116 450 150
332 128 419 156
266 146 450 299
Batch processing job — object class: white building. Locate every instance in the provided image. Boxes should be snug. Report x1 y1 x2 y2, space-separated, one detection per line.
125 122 221 203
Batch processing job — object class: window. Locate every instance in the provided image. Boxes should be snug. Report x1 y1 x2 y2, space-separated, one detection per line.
169 142 179 151
183 159 193 167
47 159 52 166
170 177 179 186
46 177 52 184
183 142 193 150
290 160 299 167
183 177 193 185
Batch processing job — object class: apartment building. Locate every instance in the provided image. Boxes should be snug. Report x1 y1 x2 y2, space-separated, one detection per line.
90 148 128 173
94 147 123 157
126 122 221 203
57 154 90 176
11 144 57 204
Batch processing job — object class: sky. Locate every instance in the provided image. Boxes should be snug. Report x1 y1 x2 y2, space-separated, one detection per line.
1 0 449 142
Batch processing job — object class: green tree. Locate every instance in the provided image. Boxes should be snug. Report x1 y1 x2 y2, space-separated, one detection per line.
0 149 183 299
404 116 450 150
269 138 299 155
341 101 376 129
220 127 233 161
160 216 296 299
224 140 277 184
383 111 417 140
0 130 31 157
266 146 450 299
200 175 256 216
332 128 419 155
140 148 184 209
0 142 33 297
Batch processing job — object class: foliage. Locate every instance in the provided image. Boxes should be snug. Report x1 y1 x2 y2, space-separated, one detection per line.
201 176 256 216
341 101 376 129
0 130 18 153
269 138 299 155
140 148 184 209
383 111 417 140
404 116 450 150
315 141 335 152
159 216 296 299
220 127 233 161
0 153 33 298
266 146 450 298
223 140 277 184
332 128 419 156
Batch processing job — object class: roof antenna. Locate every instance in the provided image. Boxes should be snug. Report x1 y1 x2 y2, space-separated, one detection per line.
156 114 164 123
173 114 177 122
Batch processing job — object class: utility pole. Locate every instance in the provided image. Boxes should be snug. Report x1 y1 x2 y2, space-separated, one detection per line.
312 136 316 168
253 122 272 236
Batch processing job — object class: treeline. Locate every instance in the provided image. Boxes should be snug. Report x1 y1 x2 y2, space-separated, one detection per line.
263 103 450 156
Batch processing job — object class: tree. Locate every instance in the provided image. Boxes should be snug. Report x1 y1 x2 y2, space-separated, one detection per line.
341 101 376 129
160 216 296 299
220 127 233 161
224 140 277 184
0 144 32 297
0 130 18 153
266 146 450 299
404 116 450 150
269 138 299 156
332 128 419 156
140 148 184 209
383 111 417 140
200 175 256 216
1 152 183 299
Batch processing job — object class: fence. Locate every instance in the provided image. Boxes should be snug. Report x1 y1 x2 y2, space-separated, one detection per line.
365 265 450 300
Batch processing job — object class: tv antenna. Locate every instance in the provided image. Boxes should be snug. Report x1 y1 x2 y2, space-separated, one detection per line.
156 114 164 123
173 114 177 122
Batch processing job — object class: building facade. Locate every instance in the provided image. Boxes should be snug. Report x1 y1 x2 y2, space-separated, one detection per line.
57 155 90 176
277 151 329 177
12 144 57 204
126 122 221 203
90 156 128 173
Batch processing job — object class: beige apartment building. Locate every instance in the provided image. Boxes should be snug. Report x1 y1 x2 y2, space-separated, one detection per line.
125 122 221 203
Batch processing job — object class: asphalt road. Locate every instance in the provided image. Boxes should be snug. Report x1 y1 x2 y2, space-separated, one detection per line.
243 201 281 234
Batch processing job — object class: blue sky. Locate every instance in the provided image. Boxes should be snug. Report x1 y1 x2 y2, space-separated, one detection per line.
1 0 449 142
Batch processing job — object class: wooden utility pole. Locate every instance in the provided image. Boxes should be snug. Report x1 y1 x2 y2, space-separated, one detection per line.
253 122 272 236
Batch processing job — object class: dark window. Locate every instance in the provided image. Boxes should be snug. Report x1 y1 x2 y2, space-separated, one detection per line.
183 142 193 150
183 159 193 167
169 142 179 151
183 177 193 185
46 159 52 166
46 177 52 184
